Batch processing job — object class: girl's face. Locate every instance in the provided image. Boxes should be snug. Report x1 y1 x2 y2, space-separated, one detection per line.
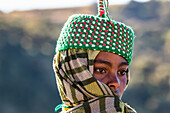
93 51 128 98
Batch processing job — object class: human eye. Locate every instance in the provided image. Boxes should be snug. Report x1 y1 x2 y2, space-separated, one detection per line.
118 68 129 76
94 67 107 74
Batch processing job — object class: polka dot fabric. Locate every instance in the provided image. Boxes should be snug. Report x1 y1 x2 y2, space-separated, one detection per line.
56 14 135 64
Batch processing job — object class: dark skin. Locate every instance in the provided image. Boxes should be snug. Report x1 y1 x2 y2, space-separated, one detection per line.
93 51 129 98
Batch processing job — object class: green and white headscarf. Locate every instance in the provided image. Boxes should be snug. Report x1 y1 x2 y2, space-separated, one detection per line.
53 0 136 112
53 49 136 112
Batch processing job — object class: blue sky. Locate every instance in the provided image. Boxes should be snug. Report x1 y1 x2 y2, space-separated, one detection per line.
0 0 150 13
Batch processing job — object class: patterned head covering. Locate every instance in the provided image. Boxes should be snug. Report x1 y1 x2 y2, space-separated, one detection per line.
53 0 136 112
56 0 135 65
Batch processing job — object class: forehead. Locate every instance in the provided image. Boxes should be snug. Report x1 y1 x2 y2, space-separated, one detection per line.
95 51 128 66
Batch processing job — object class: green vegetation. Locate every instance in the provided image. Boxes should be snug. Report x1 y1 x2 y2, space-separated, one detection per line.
0 1 170 113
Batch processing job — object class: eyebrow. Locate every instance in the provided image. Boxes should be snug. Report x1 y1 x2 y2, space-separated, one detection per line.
119 62 129 68
94 60 128 68
94 60 112 67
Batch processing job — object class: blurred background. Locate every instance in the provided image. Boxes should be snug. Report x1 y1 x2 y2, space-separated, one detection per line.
0 0 170 113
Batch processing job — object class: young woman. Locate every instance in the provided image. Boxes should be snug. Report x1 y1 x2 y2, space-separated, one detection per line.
53 0 136 112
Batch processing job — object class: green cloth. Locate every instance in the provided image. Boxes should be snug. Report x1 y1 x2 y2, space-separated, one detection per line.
55 0 135 65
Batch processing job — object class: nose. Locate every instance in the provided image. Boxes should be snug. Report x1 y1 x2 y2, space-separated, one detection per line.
108 73 120 90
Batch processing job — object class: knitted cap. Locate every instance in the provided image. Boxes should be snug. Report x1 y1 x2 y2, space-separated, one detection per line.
56 0 135 64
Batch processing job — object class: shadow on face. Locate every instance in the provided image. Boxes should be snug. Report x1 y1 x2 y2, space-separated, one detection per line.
93 51 129 98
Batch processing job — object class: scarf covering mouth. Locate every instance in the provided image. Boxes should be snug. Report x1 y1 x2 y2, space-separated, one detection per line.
53 49 136 113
